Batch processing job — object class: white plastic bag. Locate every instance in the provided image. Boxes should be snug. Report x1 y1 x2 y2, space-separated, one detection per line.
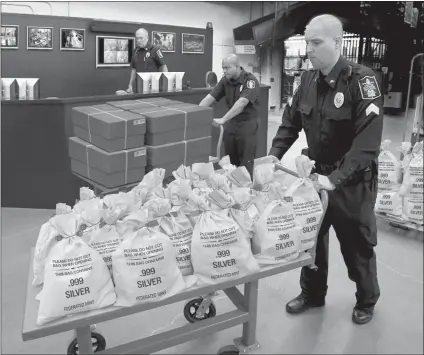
56 203 72 215
191 192 260 285
253 184 301 265
252 157 276 192
191 162 215 188
159 210 194 276
285 175 324 252
172 165 193 185
403 198 424 225
133 168 166 202
80 187 96 201
375 189 403 216
226 166 253 190
37 214 116 325
400 142 423 199
112 227 186 306
73 198 103 241
168 178 193 208
399 141 413 172
378 139 402 193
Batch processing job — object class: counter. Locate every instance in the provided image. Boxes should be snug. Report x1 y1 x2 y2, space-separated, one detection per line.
1 86 270 209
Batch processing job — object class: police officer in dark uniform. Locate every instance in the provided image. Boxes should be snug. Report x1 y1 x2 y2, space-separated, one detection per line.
199 54 260 176
127 28 168 93
269 14 383 325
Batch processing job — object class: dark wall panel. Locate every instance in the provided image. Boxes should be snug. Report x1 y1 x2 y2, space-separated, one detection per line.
1 13 213 98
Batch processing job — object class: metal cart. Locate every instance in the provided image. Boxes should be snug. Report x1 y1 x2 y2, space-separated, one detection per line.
22 165 329 355
376 53 424 232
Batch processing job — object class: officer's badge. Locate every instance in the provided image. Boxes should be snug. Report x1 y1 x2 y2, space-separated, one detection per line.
358 76 381 100
146 52 150 58
334 92 344 108
240 85 243 92
247 80 255 89
157 50 163 58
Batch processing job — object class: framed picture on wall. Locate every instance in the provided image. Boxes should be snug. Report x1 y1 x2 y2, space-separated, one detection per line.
96 35 135 68
60 28 85 51
27 26 53 50
152 31 176 52
1 25 19 49
182 33 205 54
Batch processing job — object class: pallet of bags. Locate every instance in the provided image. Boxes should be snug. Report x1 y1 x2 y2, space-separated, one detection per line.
400 141 424 226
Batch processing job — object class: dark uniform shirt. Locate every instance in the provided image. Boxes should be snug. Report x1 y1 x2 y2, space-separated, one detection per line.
210 68 260 121
269 56 384 187
131 43 166 72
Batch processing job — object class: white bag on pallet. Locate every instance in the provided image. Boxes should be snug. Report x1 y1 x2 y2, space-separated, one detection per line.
403 198 424 225
191 192 259 285
375 189 403 216
285 167 324 252
79 187 96 201
400 142 423 199
378 140 402 193
112 225 186 306
253 184 301 265
37 213 116 325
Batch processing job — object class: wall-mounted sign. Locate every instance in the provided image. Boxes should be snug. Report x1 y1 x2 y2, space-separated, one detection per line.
235 45 256 54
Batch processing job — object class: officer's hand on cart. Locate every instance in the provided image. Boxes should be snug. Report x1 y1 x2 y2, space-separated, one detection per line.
213 118 227 127
311 174 336 191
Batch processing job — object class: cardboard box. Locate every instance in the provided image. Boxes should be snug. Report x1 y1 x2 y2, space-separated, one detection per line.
72 106 146 152
69 137 147 188
146 155 210 179
107 100 154 110
146 136 211 166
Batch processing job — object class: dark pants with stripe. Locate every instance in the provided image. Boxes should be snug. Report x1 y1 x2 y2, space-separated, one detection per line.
223 118 258 177
300 162 380 310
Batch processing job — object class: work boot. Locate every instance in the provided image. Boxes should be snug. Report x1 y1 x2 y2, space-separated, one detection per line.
286 294 325 314
352 306 373 325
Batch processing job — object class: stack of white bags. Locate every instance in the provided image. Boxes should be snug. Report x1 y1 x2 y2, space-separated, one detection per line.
32 156 325 325
375 140 423 225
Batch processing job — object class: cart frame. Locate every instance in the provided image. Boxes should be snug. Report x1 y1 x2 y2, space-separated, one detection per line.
22 165 329 355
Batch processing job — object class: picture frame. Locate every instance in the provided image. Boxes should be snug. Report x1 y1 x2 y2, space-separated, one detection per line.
27 26 53 50
182 33 205 54
96 35 135 68
152 31 176 52
60 28 85 51
1 25 19 49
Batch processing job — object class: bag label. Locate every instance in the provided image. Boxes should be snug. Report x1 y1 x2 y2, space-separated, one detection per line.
292 199 322 249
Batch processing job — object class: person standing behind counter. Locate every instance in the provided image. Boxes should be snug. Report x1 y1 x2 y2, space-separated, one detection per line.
127 28 168 94
199 54 260 177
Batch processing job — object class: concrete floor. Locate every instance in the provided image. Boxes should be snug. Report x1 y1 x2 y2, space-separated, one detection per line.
1 109 423 354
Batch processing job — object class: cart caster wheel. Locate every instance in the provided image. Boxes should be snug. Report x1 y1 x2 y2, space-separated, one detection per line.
184 298 216 323
67 332 106 355
217 345 240 355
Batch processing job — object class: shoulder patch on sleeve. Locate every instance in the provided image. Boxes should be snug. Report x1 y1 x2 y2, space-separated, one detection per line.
358 75 381 100
156 49 163 58
246 80 255 89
